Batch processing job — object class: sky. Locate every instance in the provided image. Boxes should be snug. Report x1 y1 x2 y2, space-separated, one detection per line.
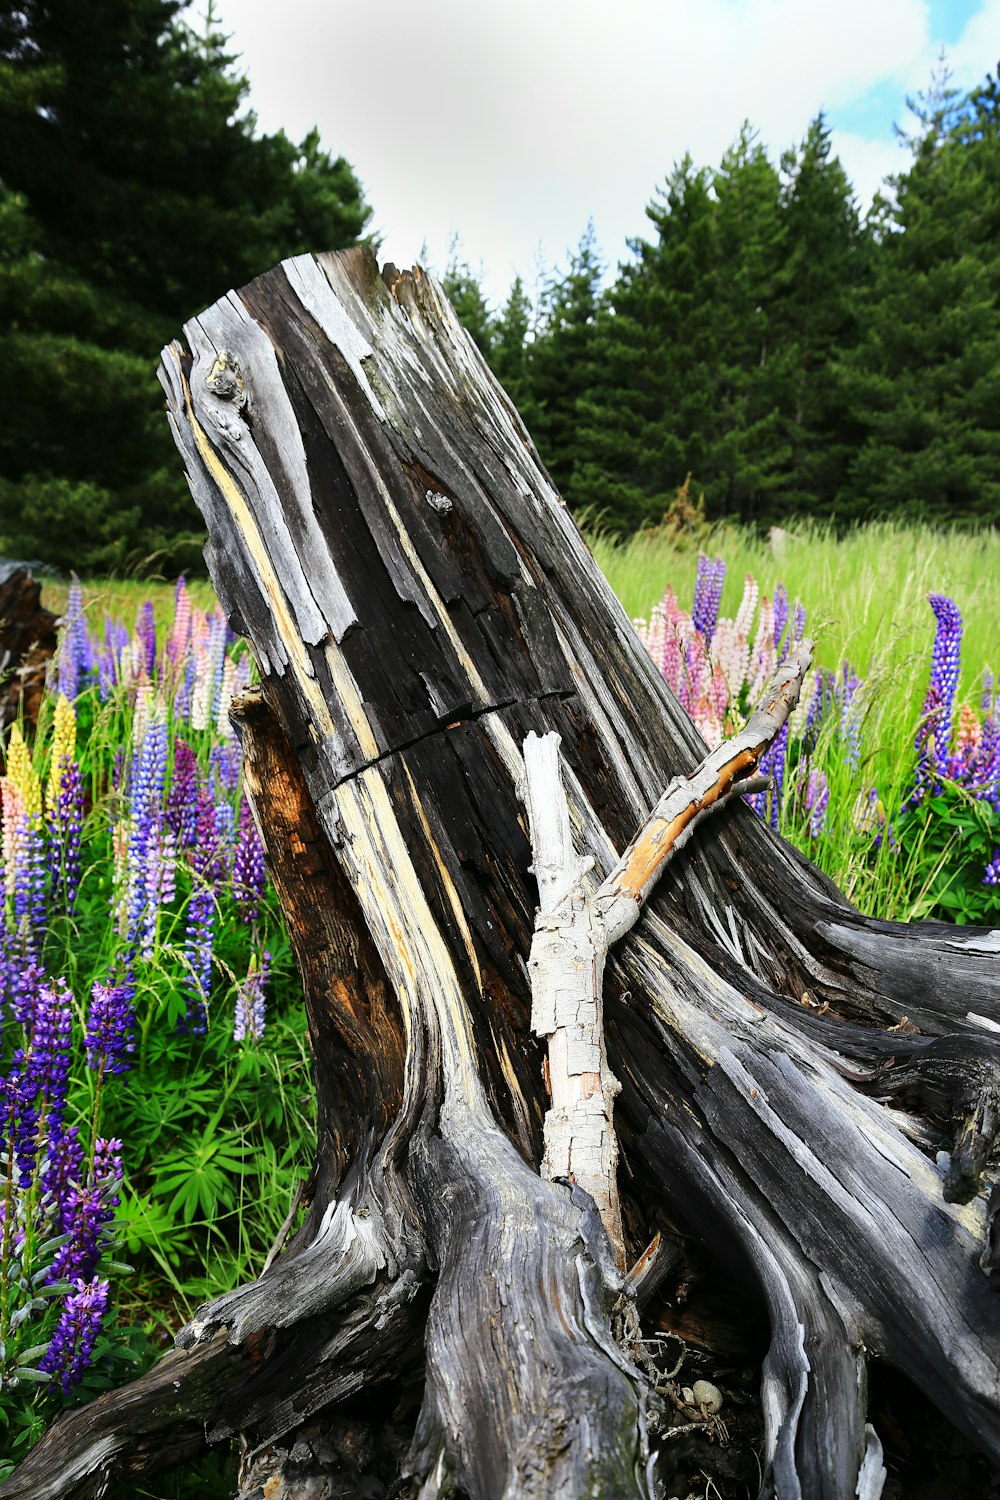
205 0 999 306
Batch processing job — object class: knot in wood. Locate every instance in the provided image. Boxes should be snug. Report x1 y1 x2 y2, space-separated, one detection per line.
206 350 248 410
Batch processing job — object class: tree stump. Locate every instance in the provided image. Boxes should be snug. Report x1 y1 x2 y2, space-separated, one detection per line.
6 248 1000 1500
0 568 59 739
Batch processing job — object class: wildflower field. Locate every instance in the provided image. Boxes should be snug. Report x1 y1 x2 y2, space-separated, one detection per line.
2 519 997 1490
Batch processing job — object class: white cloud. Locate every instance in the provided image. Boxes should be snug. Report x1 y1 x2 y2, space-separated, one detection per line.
204 0 998 302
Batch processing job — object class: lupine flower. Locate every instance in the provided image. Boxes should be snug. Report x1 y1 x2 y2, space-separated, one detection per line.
38 1277 109 1393
55 582 87 700
209 742 241 799
917 594 962 785
773 582 789 652
839 661 862 769
168 576 192 670
85 980 135 1075
803 766 830 837
122 716 168 957
182 789 227 1032
50 757 84 916
985 850 1000 887
136 601 157 680
233 800 266 925
233 951 270 1042
45 695 77 815
165 740 200 848
692 554 725 641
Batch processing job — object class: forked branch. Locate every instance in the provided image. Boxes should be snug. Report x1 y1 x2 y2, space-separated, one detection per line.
522 641 812 1264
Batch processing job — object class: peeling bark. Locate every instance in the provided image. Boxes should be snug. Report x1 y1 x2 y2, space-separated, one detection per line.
6 248 1000 1500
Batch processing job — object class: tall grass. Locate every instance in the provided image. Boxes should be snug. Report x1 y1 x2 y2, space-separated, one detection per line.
592 519 1000 717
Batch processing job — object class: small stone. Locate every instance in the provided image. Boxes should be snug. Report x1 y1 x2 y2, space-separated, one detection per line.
691 1379 723 1414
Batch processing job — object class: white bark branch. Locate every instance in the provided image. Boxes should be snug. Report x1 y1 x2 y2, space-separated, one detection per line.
521 641 812 1267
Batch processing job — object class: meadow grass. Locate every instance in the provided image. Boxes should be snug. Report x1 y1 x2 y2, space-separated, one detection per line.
592 518 1000 709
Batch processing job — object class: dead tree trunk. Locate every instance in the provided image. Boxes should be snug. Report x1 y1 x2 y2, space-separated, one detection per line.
7 247 1000 1500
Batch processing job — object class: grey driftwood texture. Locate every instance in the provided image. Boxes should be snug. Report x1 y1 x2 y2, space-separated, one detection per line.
5 247 1000 1500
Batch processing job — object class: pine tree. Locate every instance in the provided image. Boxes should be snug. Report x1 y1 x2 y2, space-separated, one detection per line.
843 68 1000 523
773 115 869 520
706 125 787 523
489 276 539 431
573 157 720 531
527 224 604 504
0 0 371 570
441 241 493 358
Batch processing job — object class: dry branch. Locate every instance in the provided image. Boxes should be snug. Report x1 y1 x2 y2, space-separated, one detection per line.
522 642 811 1266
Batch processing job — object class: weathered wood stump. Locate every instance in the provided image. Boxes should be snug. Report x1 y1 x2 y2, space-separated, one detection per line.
6 248 1000 1500
0 568 59 739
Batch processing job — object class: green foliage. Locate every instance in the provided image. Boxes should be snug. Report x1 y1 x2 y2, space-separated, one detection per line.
843 68 1000 524
441 240 494 357
0 585 315 1486
0 0 371 571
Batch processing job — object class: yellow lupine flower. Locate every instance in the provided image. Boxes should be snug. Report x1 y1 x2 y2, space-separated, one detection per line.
5 723 41 819
46 694 78 814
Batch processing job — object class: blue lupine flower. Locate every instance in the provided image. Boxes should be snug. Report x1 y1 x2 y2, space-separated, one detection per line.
918 594 962 781
692 554 725 642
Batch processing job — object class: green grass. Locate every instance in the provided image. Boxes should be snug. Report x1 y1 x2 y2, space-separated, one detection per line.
41 573 217 636
592 518 1000 713
592 518 1000 927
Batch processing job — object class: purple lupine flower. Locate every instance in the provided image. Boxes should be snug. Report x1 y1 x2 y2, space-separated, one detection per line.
985 850 1000 887
11 811 46 959
974 717 1000 806
183 883 214 1035
41 1123 85 1231
85 980 135 1075
761 721 789 829
839 660 861 768
233 800 266 925
918 594 963 780
38 1276 109 1393
233 951 270 1043
982 669 996 720
49 1150 121 1285
94 1136 123 1199
803 766 830 837
165 740 200 848
773 583 789 653
213 799 236 865
181 788 225 1033
209 612 229 718
136 601 157 680
801 669 826 751
50 757 84 916
10 959 45 1029
209 742 241 799
124 718 168 958
55 581 87 700
692 554 725 642
96 617 130 701
14 978 74 1183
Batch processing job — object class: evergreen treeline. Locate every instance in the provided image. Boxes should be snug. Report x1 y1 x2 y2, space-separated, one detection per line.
0 0 370 571
448 73 1000 533
2 2 997 568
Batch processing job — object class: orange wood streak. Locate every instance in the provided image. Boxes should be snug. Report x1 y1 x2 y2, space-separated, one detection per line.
614 746 760 900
